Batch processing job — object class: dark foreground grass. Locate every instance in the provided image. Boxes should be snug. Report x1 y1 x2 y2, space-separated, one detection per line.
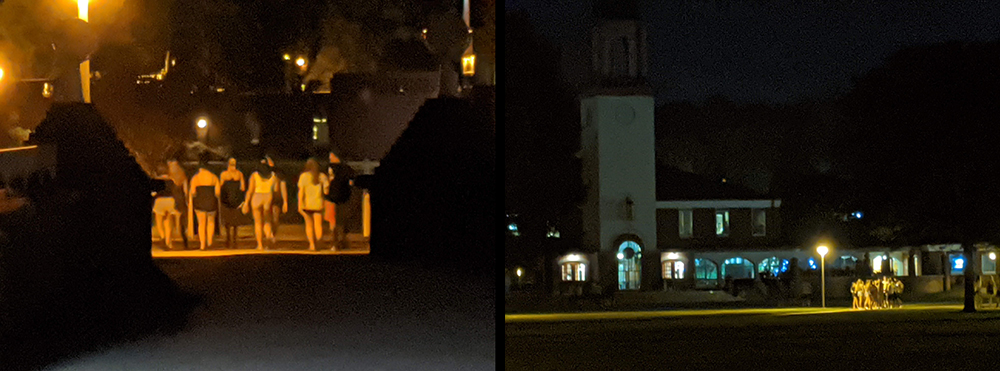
505 307 1000 370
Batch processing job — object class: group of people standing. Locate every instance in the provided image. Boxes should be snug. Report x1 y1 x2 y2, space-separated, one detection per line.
850 277 904 310
152 151 354 251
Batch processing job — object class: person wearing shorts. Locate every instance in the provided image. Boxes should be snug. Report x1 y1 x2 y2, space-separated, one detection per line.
244 159 277 250
298 158 328 251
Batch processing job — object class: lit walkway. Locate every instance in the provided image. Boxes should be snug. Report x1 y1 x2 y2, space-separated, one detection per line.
151 224 369 258
504 303 964 323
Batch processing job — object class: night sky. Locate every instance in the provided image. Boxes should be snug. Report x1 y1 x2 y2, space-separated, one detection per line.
507 0 1000 104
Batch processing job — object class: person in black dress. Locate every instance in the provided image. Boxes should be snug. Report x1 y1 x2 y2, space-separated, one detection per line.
219 157 246 248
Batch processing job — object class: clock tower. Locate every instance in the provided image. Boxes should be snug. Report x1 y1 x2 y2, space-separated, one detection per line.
579 0 658 291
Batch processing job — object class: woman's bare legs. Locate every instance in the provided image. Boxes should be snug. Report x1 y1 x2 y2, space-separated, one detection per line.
312 213 324 245
269 205 281 244
207 212 216 248
154 213 165 243
164 213 174 249
304 212 316 251
252 206 265 250
196 211 209 250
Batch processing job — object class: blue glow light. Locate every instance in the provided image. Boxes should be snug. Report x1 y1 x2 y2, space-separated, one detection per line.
853 211 863 219
808 258 817 270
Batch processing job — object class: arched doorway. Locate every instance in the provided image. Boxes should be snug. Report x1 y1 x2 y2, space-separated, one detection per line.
616 240 642 290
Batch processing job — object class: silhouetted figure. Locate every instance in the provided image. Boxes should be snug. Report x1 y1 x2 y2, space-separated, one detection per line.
325 150 354 250
167 158 190 249
265 155 288 245
152 164 180 250
189 153 221 250
219 157 246 248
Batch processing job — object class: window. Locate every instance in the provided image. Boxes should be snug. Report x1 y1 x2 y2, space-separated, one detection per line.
752 209 766 236
662 260 685 279
950 254 966 275
695 259 718 280
562 262 587 282
722 257 754 279
715 210 730 237
984 252 997 275
678 209 693 238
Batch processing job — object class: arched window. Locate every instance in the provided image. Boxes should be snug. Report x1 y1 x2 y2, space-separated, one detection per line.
722 257 755 279
617 240 642 290
695 258 718 280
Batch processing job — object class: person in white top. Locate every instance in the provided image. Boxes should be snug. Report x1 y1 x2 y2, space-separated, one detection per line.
298 158 329 251
243 159 277 250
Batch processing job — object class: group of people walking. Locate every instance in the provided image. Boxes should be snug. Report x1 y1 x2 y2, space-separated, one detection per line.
152 151 354 251
850 277 904 310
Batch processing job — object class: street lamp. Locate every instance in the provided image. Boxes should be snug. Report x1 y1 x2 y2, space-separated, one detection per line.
196 118 208 129
78 0 91 103
817 245 829 308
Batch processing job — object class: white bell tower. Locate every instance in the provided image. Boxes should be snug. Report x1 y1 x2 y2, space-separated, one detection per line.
579 2 658 291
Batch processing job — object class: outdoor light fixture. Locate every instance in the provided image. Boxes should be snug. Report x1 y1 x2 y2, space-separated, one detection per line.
296 57 306 67
0 67 4 82
666 252 680 260
42 83 53 98
283 53 291 61
516 268 523 277
991 252 997 261
617 252 625 260
817 245 829 308
196 118 208 129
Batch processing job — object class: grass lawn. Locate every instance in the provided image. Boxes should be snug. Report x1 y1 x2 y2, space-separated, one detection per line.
505 305 1000 370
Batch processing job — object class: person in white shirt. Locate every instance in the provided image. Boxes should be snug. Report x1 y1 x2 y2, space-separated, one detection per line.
297 158 328 251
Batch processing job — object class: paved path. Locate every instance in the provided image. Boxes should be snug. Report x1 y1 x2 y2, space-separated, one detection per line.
50 255 495 370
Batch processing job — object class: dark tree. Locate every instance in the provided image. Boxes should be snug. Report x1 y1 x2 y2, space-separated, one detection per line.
838 41 1000 312
504 11 583 291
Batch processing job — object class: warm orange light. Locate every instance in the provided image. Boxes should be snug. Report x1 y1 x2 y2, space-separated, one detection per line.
462 54 476 76
283 54 291 61
42 83 53 98
78 0 89 22
0 67 4 82
196 118 208 129
295 57 306 67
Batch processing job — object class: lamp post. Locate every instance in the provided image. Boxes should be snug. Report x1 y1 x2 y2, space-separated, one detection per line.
817 245 829 308
78 0 91 103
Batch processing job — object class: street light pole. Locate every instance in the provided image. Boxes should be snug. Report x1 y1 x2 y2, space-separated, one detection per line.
78 0 91 103
817 245 829 308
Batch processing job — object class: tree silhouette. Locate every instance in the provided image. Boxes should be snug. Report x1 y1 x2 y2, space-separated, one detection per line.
839 40 1000 311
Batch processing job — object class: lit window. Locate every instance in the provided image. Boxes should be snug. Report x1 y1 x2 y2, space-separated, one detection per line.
662 260 685 280
722 257 754 279
561 262 587 282
678 209 693 238
715 210 730 236
507 223 520 237
695 259 718 280
983 254 997 275
951 254 966 274
752 209 766 237
546 224 560 238
758 257 788 276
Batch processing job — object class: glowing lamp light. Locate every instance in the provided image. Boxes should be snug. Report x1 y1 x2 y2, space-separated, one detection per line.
0 67 4 82
196 118 208 129
295 57 306 67
990 252 997 261
666 252 680 260
78 0 89 22
817 245 828 257
955 257 965 270
283 54 291 61
462 54 476 76
42 83 53 98
515 268 523 277
617 252 625 260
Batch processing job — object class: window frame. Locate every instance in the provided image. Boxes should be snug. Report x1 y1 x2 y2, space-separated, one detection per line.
678 209 693 239
715 209 730 237
752 208 766 237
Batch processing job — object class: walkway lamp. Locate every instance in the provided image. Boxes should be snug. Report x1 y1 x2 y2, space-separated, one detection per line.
817 245 829 308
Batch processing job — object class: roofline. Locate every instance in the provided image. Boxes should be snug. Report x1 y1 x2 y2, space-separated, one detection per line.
656 199 782 209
